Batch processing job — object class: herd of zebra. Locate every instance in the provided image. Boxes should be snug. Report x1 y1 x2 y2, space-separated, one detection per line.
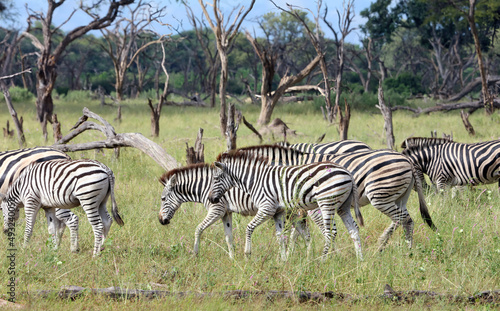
1 137 499 259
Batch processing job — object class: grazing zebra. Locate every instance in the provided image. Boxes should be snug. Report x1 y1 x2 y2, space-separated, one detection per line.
278 139 371 154
208 151 364 260
401 137 500 191
158 163 323 259
0 147 80 252
2 159 124 257
237 144 436 251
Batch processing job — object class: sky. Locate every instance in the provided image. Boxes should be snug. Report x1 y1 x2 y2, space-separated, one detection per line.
11 0 373 44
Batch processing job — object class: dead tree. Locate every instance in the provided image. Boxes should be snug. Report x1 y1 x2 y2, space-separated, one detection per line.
52 113 62 142
338 100 351 141
460 110 475 136
98 1 166 101
198 0 255 136
3 121 14 138
52 108 179 171
241 116 263 143
246 30 321 125
225 103 239 151
323 0 356 122
186 128 205 165
275 1 334 123
23 0 134 139
376 84 395 150
147 41 170 137
0 76 27 148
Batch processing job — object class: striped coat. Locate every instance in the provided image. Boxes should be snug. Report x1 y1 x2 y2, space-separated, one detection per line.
237 145 436 251
158 163 323 259
401 137 500 190
2 159 124 256
279 139 371 154
208 151 363 260
0 147 80 252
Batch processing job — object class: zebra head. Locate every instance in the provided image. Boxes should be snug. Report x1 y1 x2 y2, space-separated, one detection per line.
208 162 235 204
158 174 181 226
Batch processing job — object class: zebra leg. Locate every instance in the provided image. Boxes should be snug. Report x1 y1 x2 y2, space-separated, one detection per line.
273 211 287 261
98 200 113 248
337 196 363 260
221 212 235 259
244 207 275 259
317 204 336 261
82 203 104 257
56 209 80 253
194 207 225 257
396 185 414 249
376 204 411 252
44 207 62 250
23 197 42 248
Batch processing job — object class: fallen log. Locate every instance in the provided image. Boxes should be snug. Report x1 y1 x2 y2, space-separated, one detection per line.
26 285 500 304
52 107 179 171
391 98 500 116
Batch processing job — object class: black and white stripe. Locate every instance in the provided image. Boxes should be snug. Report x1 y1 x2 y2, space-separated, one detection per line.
279 139 371 154
2 159 124 256
401 137 500 190
0 147 80 252
237 145 436 251
158 164 323 259
208 151 364 260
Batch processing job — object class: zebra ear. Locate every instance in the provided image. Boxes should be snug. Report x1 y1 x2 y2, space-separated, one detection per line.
214 162 226 172
169 174 177 186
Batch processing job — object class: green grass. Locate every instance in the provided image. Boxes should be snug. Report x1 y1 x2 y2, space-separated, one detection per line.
0 97 499 309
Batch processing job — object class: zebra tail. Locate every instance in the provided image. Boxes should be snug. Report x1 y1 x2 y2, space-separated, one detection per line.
108 169 125 227
351 178 364 227
412 165 436 231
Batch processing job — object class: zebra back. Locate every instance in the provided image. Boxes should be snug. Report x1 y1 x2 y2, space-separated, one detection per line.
401 137 452 149
278 140 371 154
402 139 500 188
0 147 70 195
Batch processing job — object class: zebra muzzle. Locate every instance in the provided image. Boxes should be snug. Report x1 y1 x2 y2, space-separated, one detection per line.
158 214 170 225
208 195 220 204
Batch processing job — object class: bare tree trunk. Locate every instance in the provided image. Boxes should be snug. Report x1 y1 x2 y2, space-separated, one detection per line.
226 103 238 151
338 100 350 140
52 113 62 142
460 110 475 136
186 128 205 165
376 84 395 150
0 81 25 147
148 98 162 137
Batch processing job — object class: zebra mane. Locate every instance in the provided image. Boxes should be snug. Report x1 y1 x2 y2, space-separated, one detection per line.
215 148 271 165
159 163 210 185
237 144 308 156
401 137 453 149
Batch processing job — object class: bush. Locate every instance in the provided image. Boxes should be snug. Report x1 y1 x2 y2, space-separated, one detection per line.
2 86 34 102
63 90 93 102
383 72 423 95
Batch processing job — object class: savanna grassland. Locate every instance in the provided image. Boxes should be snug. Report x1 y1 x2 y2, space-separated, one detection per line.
1 93 499 310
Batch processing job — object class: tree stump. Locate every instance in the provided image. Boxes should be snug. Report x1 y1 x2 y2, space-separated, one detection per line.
52 113 62 142
186 128 205 165
225 103 238 151
338 100 351 141
148 98 162 137
460 110 476 136
3 120 14 138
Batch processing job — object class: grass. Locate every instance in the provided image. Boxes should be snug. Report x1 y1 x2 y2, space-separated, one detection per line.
0 96 499 309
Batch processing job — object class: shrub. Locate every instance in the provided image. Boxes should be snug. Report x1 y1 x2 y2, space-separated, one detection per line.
2 86 34 102
63 90 93 102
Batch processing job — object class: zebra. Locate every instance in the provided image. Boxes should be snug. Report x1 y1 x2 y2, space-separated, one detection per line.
0 147 80 252
401 137 500 191
158 163 325 259
208 150 364 260
236 144 436 251
2 159 124 257
278 139 372 154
